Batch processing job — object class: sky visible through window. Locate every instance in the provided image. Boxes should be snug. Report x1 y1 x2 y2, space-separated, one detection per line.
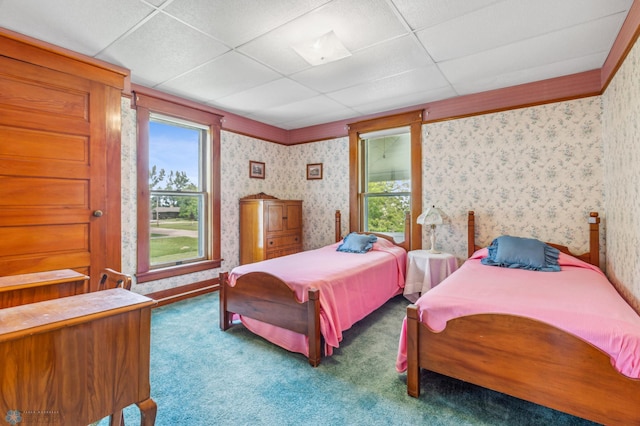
149 120 200 186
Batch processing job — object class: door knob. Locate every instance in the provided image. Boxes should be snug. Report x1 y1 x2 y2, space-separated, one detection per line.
93 210 104 217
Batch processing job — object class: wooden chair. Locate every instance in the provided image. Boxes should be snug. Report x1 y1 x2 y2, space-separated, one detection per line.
98 268 132 291
97 268 133 426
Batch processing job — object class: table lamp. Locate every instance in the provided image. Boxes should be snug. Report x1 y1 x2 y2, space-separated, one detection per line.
417 206 445 253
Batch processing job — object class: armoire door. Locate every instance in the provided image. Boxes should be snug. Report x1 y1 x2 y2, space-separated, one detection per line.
0 51 123 290
284 202 302 233
265 202 285 234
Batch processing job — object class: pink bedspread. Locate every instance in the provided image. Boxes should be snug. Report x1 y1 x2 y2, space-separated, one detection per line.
229 239 406 357
396 248 640 378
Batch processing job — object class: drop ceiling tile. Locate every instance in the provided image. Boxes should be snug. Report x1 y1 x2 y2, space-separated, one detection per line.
97 12 229 85
327 66 450 107
0 0 154 56
238 0 407 75
353 86 458 117
452 52 606 96
274 107 357 129
163 0 331 48
159 51 281 101
144 0 167 6
391 0 499 31
418 0 633 62
292 35 433 93
213 78 319 115
439 13 627 89
247 95 355 128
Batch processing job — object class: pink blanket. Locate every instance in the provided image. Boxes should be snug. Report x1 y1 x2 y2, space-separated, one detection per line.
229 239 406 357
396 248 640 378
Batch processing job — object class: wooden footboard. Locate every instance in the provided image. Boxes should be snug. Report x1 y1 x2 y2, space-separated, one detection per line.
219 271 321 366
406 305 640 425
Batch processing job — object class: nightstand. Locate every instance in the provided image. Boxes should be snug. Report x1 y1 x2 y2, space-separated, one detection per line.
404 250 458 302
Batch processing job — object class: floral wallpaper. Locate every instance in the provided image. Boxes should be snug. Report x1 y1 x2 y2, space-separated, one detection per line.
121 36 640 310
422 98 605 265
602 34 640 311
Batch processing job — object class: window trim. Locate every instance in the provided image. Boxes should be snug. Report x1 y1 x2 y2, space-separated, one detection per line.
348 110 423 251
134 91 222 283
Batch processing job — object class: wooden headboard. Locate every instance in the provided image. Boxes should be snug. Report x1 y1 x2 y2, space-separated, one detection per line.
335 210 411 251
467 211 601 266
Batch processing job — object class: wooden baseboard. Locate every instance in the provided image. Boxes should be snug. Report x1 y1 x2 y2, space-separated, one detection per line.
145 278 218 307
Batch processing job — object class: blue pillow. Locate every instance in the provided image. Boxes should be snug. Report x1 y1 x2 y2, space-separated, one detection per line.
481 235 560 272
337 232 378 254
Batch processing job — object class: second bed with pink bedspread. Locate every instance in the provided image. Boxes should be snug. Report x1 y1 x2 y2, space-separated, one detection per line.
229 238 406 359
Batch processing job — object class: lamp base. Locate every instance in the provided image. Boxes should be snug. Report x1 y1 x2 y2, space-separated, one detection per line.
428 225 439 254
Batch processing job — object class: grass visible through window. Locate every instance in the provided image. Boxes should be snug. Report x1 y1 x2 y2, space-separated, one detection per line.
150 220 199 264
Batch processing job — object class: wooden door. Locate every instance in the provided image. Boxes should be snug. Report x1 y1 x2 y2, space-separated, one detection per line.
0 49 123 289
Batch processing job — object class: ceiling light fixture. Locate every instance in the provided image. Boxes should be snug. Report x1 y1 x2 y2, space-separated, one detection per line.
292 31 351 66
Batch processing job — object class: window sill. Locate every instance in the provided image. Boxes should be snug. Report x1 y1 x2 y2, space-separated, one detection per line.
136 259 222 283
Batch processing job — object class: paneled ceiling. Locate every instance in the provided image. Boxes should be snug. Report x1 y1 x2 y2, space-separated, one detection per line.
0 0 634 130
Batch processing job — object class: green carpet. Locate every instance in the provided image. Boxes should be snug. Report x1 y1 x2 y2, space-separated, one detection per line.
96 292 596 425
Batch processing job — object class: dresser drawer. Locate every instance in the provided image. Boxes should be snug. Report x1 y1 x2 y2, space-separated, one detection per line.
266 234 301 248
266 245 302 259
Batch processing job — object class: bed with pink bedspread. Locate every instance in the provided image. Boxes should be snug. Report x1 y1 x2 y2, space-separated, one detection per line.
398 211 640 425
220 211 409 367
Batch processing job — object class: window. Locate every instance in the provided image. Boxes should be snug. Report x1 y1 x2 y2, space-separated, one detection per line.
135 92 222 282
360 128 411 241
348 111 422 250
149 115 207 267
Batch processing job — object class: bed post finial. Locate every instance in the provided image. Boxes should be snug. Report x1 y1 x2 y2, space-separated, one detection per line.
589 212 600 267
468 211 476 258
335 210 342 243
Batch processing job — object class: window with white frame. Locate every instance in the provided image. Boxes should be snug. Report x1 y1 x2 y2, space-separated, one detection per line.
148 115 208 268
135 92 221 283
359 127 411 242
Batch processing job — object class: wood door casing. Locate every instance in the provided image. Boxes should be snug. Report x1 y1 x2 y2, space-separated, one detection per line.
0 47 123 289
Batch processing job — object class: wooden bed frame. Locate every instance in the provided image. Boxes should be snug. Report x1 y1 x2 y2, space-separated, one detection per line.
407 211 640 425
220 210 411 367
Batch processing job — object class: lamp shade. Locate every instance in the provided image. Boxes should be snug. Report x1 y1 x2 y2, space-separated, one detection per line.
417 206 444 226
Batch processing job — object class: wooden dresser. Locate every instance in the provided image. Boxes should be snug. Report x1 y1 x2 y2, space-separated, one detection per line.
239 193 303 264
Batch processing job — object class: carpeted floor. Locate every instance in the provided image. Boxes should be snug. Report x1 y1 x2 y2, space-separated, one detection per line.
96 292 597 425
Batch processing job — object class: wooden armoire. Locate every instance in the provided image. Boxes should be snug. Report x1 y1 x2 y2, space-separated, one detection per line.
0 29 127 289
239 193 302 265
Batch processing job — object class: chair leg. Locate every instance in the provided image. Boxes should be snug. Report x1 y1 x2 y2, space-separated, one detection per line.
138 398 157 426
108 410 124 426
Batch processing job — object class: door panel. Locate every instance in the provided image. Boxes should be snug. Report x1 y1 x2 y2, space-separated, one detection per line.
0 54 118 288
0 126 89 164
